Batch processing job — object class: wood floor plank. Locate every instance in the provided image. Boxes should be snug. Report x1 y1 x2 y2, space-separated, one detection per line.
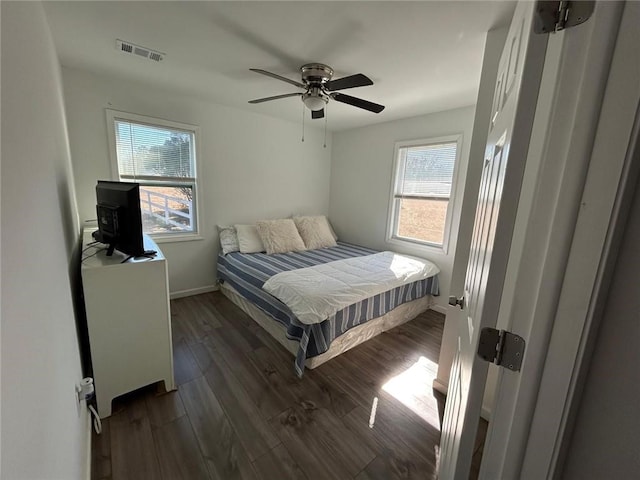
109 398 162 480
344 402 439 470
402 318 445 342
252 444 308 480
344 394 439 480
194 344 281 461
374 325 441 357
211 299 267 352
387 324 440 352
179 376 257 480
345 339 405 381
323 354 383 408
173 338 202 386
345 331 439 393
373 330 431 360
170 308 188 344
234 310 297 356
172 296 220 343
355 453 438 480
91 419 112 480
169 299 200 344
145 390 186 428
391 325 442 361
211 312 264 354
324 350 442 460
205 292 254 327
270 403 376 480
377 360 441 427
186 294 224 329
356 333 399 359
248 346 358 418
194 334 294 419
374 390 439 444
151 416 210 480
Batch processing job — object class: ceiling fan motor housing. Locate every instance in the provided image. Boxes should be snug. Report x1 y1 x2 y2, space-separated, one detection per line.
301 63 334 85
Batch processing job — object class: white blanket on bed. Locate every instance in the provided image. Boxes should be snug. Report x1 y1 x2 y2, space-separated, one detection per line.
262 251 439 325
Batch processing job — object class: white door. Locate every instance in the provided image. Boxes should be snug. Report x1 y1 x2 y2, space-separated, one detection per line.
438 3 548 478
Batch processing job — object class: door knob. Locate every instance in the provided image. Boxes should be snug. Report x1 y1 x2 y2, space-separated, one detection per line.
448 295 465 309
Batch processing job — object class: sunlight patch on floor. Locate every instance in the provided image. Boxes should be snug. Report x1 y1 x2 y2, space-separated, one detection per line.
368 396 379 428
382 356 441 430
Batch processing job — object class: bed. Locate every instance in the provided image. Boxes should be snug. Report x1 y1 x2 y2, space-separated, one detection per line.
217 241 440 376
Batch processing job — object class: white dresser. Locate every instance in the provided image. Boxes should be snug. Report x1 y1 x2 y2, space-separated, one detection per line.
81 228 175 417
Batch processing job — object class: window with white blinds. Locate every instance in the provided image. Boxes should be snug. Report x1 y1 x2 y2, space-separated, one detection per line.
106 110 199 236
388 137 461 249
115 121 195 181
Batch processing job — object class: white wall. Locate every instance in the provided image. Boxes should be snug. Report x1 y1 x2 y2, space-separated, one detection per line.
1 2 89 478
329 106 475 309
62 68 333 296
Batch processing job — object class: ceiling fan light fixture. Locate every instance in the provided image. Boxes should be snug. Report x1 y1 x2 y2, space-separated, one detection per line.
302 92 327 111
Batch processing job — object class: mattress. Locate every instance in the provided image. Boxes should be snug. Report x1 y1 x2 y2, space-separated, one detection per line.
217 242 439 376
220 282 434 370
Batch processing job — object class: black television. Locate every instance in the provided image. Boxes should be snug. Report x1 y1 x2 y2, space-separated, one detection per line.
92 180 145 257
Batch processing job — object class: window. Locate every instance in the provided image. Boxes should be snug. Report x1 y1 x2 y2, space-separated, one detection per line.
388 136 461 251
106 110 199 237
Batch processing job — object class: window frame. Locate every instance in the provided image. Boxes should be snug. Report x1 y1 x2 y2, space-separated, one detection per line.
105 109 202 242
386 134 463 254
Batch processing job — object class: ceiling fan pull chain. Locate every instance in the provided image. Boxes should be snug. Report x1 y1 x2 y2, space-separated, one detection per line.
323 105 328 148
301 102 305 143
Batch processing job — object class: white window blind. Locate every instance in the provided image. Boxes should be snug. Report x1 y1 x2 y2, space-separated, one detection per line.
397 142 457 199
115 120 195 181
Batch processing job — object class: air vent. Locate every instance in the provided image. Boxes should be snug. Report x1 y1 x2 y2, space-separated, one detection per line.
116 39 165 62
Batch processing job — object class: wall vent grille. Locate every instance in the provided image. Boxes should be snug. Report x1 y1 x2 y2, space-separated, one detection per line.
116 39 164 62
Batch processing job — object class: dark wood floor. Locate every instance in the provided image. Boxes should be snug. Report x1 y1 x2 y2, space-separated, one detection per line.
91 291 486 480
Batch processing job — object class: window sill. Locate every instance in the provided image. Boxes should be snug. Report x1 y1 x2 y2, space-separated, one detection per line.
151 233 204 244
386 236 448 256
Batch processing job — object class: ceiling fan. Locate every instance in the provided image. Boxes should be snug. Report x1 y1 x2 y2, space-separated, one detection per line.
248 63 385 119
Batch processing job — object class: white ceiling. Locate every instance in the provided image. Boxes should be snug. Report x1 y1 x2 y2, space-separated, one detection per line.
43 1 514 131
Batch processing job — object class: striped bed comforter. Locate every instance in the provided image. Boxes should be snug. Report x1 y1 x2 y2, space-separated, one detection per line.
217 242 440 376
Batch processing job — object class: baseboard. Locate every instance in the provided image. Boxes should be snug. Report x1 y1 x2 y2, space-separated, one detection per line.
481 404 492 421
430 304 448 315
170 285 218 299
432 378 448 395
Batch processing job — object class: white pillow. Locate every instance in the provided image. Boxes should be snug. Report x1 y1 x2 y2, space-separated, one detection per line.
293 215 337 250
216 225 240 255
256 219 306 255
234 224 265 253
327 218 338 241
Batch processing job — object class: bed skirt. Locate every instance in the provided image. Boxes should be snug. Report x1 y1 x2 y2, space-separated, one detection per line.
219 282 434 370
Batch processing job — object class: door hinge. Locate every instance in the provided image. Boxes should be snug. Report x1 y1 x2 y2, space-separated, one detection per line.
477 327 526 372
534 1 594 34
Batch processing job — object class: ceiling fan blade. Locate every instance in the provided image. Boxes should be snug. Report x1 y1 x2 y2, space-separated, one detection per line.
331 93 385 113
311 109 325 119
248 93 302 104
325 73 373 91
250 68 305 89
